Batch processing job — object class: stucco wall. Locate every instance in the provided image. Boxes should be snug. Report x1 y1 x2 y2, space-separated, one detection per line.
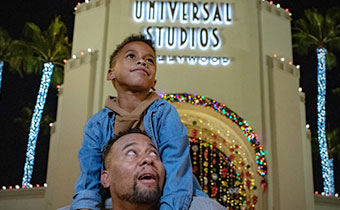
0 188 45 210
315 195 340 210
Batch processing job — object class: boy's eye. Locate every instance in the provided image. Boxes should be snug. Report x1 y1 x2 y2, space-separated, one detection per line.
127 53 135 59
146 58 154 64
127 150 136 156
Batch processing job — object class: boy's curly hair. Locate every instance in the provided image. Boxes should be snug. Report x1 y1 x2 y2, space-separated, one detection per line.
109 34 156 68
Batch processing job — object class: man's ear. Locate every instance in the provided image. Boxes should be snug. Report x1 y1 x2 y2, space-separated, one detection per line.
107 68 115 81
151 80 157 91
101 170 110 188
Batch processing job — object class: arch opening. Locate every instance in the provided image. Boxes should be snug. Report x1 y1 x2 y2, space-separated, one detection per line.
162 93 268 209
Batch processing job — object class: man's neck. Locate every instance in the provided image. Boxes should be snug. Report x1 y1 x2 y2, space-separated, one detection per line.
112 201 158 210
116 90 150 112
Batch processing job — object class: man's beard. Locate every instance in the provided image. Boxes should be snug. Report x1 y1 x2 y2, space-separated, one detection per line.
115 174 162 204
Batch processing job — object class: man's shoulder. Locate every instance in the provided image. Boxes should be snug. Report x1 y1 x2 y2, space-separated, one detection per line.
189 196 227 210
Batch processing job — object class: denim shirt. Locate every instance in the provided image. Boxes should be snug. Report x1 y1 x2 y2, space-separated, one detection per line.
71 99 205 210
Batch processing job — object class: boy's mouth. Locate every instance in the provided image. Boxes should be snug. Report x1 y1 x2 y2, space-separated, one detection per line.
131 68 149 76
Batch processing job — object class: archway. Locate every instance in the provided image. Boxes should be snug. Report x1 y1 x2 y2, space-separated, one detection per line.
161 93 268 210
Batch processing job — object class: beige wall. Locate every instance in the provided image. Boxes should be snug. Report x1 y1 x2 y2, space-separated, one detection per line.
300 91 316 210
72 0 110 113
315 195 340 210
258 2 313 209
0 188 45 210
45 52 99 209
267 56 308 209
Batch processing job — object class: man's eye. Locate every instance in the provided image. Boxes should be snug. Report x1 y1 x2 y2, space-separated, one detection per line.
127 151 136 156
150 151 158 157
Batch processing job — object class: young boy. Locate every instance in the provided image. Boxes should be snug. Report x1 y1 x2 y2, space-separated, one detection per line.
70 34 206 210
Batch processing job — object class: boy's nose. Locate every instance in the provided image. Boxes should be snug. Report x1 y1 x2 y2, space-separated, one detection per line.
137 60 147 66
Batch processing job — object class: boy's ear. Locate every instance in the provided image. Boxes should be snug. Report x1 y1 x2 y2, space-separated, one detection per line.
107 68 115 81
151 80 157 91
101 170 110 188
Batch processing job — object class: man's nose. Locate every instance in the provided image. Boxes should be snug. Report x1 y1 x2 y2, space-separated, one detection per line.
139 155 154 166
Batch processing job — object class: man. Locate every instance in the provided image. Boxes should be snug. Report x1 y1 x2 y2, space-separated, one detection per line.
101 128 226 210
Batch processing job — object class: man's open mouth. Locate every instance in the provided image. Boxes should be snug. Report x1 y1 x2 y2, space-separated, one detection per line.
138 173 157 183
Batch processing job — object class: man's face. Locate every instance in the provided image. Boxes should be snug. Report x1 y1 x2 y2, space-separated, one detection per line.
101 133 165 204
107 41 157 92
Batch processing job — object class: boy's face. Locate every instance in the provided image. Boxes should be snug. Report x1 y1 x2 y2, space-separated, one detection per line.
108 41 157 92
